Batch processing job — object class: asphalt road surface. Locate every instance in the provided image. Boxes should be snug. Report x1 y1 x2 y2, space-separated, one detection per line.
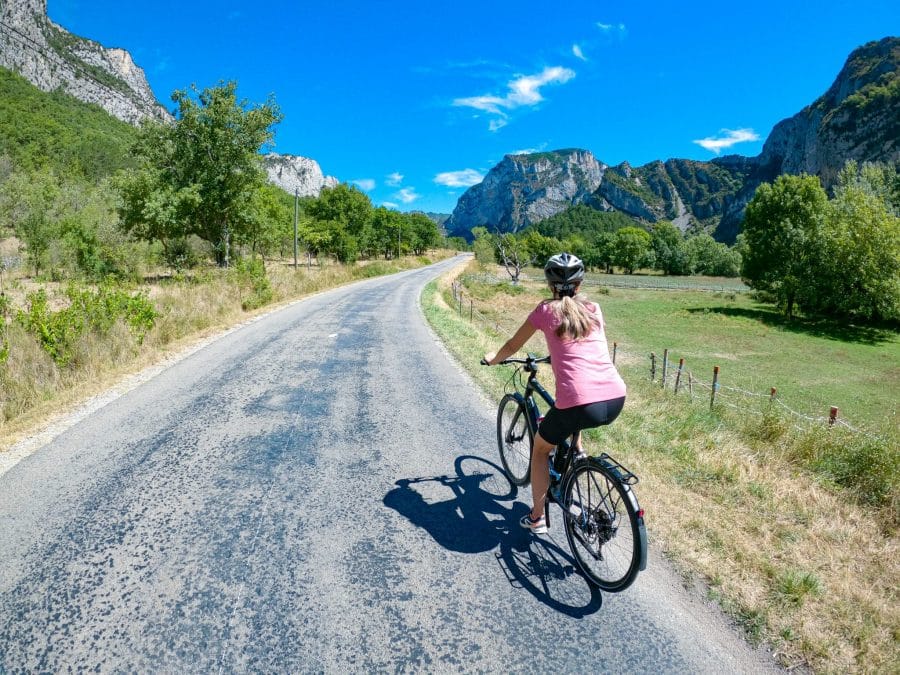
0 256 779 672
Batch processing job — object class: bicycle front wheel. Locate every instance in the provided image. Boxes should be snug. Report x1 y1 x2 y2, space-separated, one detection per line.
496 394 532 486
562 459 643 592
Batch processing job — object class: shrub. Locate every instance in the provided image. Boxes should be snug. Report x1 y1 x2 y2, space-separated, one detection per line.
233 258 273 311
16 284 157 366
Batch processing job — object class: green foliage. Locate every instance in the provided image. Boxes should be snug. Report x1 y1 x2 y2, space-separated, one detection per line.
534 204 637 242
0 291 9 364
790 427 898 510
613 226 652 274
775 569 822 606
233 258 273 310
471 228 495 266
116 81 282 264
741 174 829 318
16 285 157 366
685 233 741 277
741 163 899 323
0 67 138 180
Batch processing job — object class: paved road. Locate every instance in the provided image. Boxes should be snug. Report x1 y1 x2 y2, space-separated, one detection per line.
0 256 778 672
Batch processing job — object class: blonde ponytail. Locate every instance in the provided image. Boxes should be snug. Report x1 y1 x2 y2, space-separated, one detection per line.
552 292 600 339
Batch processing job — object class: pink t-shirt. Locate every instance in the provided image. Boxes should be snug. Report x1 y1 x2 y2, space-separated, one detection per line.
528 300 626 409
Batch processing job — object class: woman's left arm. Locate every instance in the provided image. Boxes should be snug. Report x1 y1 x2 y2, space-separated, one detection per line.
484 319 537 365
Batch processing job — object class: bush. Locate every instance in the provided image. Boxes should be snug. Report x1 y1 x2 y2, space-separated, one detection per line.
233 258 273 311
16 284 157 366
791 427 899 512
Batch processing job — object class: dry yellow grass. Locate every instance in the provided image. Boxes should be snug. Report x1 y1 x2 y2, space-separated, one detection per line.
0 252 454 448
428 260 900 674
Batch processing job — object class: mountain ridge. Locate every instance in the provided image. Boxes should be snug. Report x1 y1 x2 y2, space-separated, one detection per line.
445 36 900 243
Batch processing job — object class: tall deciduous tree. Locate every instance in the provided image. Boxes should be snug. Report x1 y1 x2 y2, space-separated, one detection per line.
117 81 282 265
740 174 828 318
613 226 652 274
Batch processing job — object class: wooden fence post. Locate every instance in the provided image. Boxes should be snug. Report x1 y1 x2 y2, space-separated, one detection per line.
612 342 617 364
829 406 839 426
650 352 656 381
770 387 777 403
469 299 473 322
661 349 669 388
674 358 684 393
688 372 693 399
710 366 720 410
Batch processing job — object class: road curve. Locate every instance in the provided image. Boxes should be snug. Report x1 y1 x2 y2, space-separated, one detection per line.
0 256 778 672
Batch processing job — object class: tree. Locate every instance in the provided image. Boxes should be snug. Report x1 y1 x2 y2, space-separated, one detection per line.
406 212 440 255
471 227 495 266
117 81 282 266
613 227 651 274
650 221 691 275
740 174 828 318
812 182 900 321
685 234 741 277
496 233 533 284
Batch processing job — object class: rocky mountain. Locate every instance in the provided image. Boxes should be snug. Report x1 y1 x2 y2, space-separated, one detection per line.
445 149 603 235
0 0 168 124
262 153 338 198
446 37 900 243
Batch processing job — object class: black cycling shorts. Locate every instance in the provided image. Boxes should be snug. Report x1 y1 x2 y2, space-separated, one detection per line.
537 396 626 445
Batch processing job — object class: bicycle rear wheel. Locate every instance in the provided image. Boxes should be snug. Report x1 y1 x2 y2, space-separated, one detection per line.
496 394 532 486
562 458 643 592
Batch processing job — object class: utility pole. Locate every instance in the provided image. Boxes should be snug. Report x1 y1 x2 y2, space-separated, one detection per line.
293 188 299 269
398 225 401 260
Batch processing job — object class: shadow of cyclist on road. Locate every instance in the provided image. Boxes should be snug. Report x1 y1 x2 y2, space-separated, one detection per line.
384 454 601 617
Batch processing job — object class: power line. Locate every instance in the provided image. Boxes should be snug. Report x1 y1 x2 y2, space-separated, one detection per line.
0 18 161 119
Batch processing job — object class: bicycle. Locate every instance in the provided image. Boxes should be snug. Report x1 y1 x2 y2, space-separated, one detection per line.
485 354 648 592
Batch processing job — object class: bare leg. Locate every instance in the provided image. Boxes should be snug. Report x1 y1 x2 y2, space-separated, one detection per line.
530 433 555 519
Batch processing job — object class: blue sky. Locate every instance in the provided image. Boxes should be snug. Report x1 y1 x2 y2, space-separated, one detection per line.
50 1 899 214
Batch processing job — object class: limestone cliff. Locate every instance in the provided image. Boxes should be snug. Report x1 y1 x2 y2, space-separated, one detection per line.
444 149 603 236
262 153 339 198
0 0 168 124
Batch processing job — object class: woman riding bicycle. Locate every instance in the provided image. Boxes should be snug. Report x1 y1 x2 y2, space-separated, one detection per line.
483 252 626 534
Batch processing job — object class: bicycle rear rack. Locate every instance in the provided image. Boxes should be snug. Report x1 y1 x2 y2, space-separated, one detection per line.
598 453 639 486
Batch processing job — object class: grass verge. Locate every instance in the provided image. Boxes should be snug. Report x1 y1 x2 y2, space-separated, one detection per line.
0 253 451 446
422 261 900 674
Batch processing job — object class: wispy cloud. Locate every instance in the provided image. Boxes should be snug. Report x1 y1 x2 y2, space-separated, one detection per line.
597 22 627 36
386 172 404 186
693 128 761 154
572 44 587 61
353 179 375 191
434 169 484 188
382 201 399 209
453 66 576 131
395 188 419 204
511 143 548 155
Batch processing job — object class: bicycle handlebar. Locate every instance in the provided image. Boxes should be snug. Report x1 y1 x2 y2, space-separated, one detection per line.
480 354 550 368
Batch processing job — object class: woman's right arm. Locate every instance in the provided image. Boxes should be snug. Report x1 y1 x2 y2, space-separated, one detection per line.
484 319 536 365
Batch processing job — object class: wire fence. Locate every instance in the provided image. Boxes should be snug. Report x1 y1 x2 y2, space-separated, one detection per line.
477 269 750 293
449 277 885 441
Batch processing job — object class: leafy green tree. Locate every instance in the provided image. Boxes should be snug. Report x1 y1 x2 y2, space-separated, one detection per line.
651 221 691 275
812 183 900 321
471 227 495 266
740 174 828 318
0 169 62 276
406 212 440 255
685 234 741 277
613 226 652 274
117 81 282 266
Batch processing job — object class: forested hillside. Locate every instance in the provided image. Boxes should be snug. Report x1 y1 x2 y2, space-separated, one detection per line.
0 67 138 180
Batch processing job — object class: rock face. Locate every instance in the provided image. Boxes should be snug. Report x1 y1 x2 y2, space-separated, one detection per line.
445 149 603 236
262 153 339 197
446 37 900 242
0 0 168 124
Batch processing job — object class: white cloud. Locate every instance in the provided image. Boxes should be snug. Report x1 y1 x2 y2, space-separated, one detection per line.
693 128 761 154
386 172 403 186
353 179 375 191
382 201 399 209
453 66 576 131
597 21 628 35
572 44 587 61
395 188 419 204
434 169 484 188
